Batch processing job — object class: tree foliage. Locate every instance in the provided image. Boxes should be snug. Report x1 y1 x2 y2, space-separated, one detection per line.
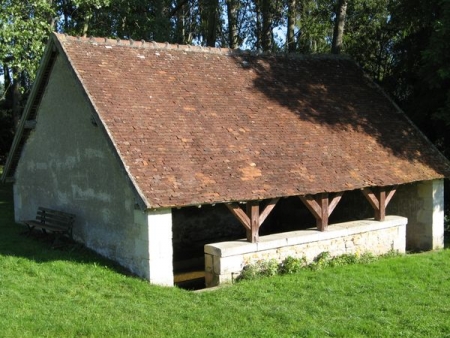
0 0 449 161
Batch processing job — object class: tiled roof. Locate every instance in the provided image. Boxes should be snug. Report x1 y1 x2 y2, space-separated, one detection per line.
53 33 450 208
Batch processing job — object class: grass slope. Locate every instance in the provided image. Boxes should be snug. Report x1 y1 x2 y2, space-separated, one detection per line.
1 181 450 337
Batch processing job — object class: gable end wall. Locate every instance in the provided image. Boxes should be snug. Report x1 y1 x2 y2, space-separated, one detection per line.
13 54 163 279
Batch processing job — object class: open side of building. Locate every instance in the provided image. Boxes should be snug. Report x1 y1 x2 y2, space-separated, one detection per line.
2 33 450 287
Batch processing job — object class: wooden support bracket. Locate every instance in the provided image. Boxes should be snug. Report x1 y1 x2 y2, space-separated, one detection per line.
299 192 344 231
225 203 250 231
225 198 280 243
259 198 280 225
362 186 397 221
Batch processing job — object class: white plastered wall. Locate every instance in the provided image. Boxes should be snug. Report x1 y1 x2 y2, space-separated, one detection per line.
12 53 174 286
388 179 444 251
134 209 174 286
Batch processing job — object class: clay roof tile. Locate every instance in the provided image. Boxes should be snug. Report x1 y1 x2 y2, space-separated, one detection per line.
49 33 450 208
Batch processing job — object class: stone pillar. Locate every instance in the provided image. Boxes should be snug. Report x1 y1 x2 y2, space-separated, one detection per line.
134 208 173 286
421 179 445 250
389 179 444 251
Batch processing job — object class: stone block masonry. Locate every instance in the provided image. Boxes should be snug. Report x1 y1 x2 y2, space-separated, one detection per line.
205 216 407 287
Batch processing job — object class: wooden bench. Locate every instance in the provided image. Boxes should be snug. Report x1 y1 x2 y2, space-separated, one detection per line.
23 207 76 245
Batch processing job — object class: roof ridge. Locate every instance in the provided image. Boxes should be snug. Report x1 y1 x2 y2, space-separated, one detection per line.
53 33 352 60
54 33 235 56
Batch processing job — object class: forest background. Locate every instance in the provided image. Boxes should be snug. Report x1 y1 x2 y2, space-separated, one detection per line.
1 0 449 184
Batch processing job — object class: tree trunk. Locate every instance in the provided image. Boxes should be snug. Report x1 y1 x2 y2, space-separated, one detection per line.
331 0 348 54
173 0 185 44
12 69 22 129
287 0 296 52
2 64 12 104
82 11 92 37
254 0 262 50
46 0 56 30
261 0 272 52
201 0 219 47
226 0 239 49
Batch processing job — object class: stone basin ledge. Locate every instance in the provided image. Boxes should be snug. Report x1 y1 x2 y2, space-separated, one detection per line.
205 215 407 287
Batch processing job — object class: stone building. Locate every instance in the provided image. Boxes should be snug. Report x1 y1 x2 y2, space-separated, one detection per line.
3 33 450 287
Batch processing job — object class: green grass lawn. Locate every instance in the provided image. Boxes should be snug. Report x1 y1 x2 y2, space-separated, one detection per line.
1 181 450 337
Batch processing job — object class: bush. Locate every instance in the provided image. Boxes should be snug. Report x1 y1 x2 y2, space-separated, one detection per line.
238 259 280 280
280 256 306 274
309 251 331 271
238 250 400 281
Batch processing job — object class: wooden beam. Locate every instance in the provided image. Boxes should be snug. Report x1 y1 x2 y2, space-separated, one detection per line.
246 201 260 243
376 187 386 221
328 192 344 216
362 187 396 222
385 185 397 206
259 198 280 225
299 193 329 231
317 193 329 231
361 188 379 210
299 194 322 219
225 203 251 231
225 201 263 243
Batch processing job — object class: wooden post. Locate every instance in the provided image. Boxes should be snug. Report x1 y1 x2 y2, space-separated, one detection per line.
226 198 280 243
375 187 386 221
246 201 260 243
317 193 329 231
299 192 344 231
362 186 397 221
299 193 329 231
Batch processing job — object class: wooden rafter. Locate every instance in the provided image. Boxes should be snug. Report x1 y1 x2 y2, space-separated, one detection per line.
362 185 397 221
225 198 280 243
299 192 344 231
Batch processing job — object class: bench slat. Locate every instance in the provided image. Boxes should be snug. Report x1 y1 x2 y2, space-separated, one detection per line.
23 207 76 245
36 214 74 225
26 221 69 232
37 209 75 218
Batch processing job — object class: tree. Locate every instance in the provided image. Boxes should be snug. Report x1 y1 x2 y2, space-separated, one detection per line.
173 0 195 44
331 0 347 54
295 0 333 54
421 0 450 129
384 0 450 155
343 0 394 82
226 0 239 48
260 0 273 51
0 0 54 126
286 0 296 52
200 0 220 47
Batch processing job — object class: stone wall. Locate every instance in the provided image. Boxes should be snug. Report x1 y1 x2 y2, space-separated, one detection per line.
205 216 407 287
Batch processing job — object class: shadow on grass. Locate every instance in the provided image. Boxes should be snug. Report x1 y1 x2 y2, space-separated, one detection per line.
0 182 136 277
